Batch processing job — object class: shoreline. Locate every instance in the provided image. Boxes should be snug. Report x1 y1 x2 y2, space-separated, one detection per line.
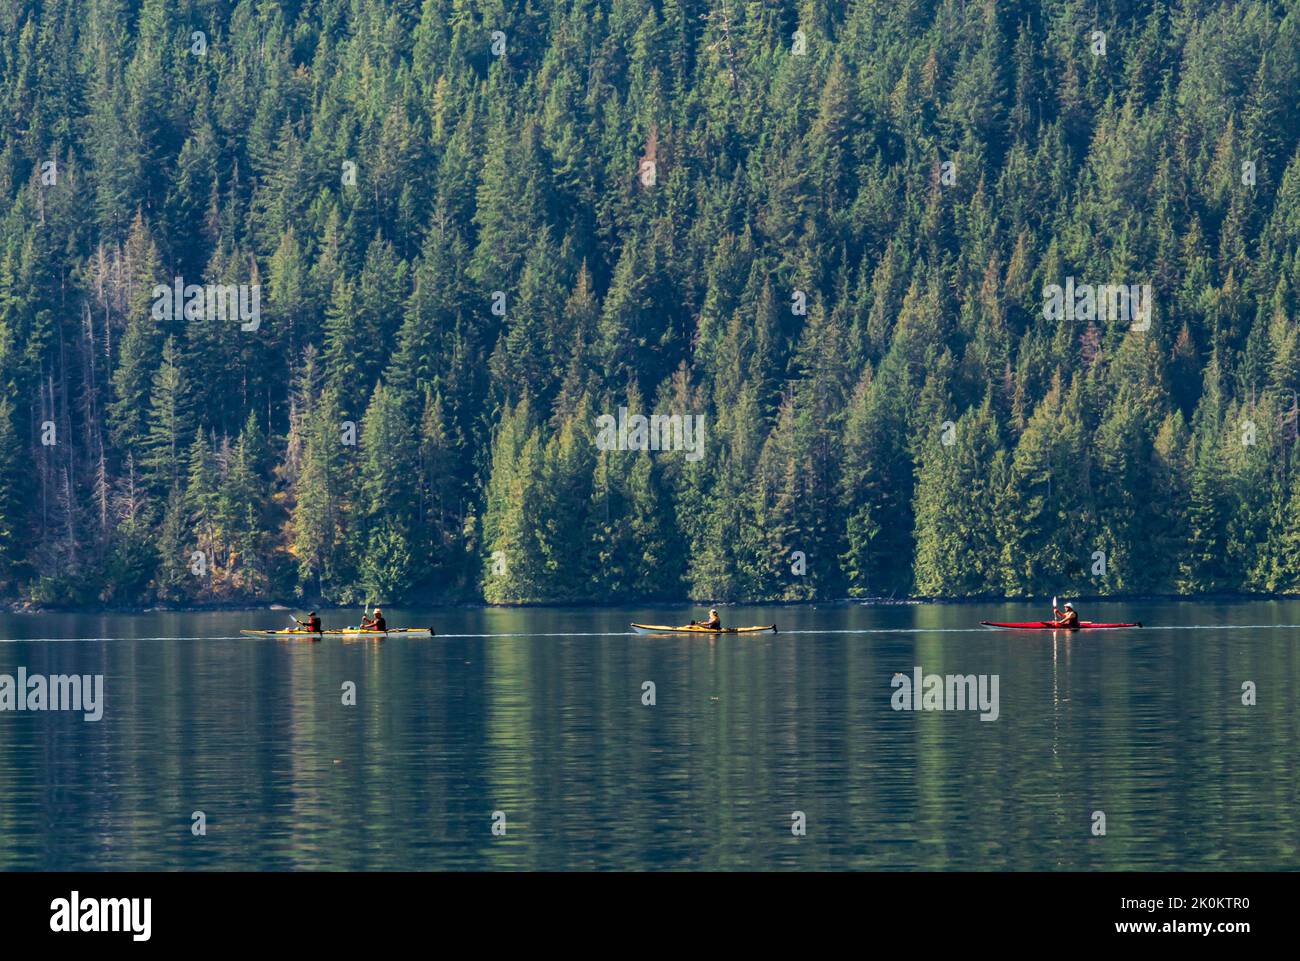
4 592 1294 616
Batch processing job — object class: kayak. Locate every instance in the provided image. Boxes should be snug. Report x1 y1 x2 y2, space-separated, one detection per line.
630 623 778 635
240 627 436 637
240 628 322 636
979 620 1141 631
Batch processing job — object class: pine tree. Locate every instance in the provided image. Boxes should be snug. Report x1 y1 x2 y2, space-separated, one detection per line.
154 486 193 603
291 388 349 600
913 397 1006 596
141 338 192 493
184 431 220 596
997 374 1094 596
0 387 24 592
481 416 548 602
107 215 166 455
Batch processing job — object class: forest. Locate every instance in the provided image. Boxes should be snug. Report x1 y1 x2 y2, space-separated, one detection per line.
3 0 1300 607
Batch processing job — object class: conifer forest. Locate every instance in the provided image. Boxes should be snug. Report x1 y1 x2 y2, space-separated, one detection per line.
2 0 1300 607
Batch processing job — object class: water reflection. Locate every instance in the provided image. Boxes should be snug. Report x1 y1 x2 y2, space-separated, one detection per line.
0 601 1293 869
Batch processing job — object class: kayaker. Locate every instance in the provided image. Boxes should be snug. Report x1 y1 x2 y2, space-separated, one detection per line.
1053 603 1080 629
701 608 721 630
297 611 322 632
360 608 387 632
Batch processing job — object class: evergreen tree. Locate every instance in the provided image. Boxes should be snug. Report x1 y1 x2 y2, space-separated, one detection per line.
141 338 192 493
913 398 1006 596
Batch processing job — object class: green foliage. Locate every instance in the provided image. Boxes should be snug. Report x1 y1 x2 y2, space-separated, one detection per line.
4 0 1300 607
359 522 416 603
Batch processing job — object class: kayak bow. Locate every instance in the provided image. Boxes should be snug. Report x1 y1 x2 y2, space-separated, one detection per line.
630 623 778 635
979 620 1142 631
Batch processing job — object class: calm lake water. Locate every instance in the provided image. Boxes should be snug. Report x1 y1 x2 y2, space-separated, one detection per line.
0 601 1295 870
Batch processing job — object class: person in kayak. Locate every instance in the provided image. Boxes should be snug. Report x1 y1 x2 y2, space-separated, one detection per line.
701 609 721 630
1052 602 1080 629
296 611 322 632
360 608 387 632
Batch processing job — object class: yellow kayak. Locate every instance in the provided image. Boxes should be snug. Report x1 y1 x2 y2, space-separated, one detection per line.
240 628 322 636
240 627 435 637
630 623 777 635
330 627 435 637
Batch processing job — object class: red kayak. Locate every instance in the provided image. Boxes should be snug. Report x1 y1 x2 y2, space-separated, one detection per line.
980 620 1142 630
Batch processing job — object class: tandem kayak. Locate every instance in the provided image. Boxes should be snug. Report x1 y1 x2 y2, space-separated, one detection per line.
240 627 436 637
630 623 778 635
240 629 322 636
979 620 1141 631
